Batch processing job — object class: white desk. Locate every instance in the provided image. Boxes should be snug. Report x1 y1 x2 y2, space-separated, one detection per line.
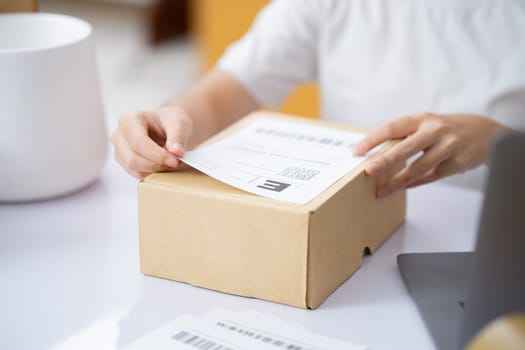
0 157 483 350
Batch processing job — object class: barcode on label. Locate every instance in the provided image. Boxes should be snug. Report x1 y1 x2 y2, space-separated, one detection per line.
172 330 236 350
278 167 320 181
216 321 314 350
255 127 356 148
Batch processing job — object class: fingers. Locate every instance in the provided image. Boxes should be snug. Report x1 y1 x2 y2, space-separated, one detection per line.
352 112 466 198
352 112 500 198
114 152 147 179
112 107 196 179
364 128 439 176
159 107 194 157
112 129 171 178
118 114 180 168
376 139 455 197
353 115 421 156
112 112 182 178
405 158 461 189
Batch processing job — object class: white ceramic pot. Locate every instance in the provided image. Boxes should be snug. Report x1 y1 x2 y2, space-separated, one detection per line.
0 13 107 202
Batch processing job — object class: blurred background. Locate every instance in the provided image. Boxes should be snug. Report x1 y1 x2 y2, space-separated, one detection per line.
1 0 319 123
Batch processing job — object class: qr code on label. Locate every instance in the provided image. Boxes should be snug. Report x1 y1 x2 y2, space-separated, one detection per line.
277 167 320 181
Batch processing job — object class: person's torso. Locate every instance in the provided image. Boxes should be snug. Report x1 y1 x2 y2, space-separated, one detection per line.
318 0 525 132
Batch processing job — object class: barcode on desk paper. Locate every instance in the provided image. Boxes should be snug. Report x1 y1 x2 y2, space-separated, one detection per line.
172 330 237 350
277 167 320 181
216 321 314 350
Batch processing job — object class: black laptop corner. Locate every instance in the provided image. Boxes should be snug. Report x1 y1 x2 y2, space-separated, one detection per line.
398 132 525 350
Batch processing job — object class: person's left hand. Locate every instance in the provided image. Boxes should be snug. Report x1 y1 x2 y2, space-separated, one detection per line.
352 112 509 198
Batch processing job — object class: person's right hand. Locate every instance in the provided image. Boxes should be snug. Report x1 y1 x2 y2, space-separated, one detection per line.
111 105 194 179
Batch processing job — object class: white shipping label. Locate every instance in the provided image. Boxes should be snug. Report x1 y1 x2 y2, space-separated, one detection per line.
181 117 367 204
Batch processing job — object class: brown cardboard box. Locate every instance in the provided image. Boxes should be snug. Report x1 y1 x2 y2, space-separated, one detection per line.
138 112 406 309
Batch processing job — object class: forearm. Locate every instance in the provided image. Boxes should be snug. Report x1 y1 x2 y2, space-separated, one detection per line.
164 69 259 149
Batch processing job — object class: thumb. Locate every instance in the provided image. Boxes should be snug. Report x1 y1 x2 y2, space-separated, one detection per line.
160 110 193 158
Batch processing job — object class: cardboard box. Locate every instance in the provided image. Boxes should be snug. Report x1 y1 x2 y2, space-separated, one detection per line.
138 112 406 309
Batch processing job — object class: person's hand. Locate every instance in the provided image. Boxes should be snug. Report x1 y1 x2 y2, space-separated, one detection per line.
111 105 194 179
353 113 509 198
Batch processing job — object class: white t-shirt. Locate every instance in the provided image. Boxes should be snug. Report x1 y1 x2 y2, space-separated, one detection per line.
218 0 525 189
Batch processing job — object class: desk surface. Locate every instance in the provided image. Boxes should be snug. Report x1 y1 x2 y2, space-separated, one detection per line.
0 157 483 350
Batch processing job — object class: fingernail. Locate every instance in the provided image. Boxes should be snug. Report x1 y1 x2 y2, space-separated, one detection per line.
164 156 179 167
366 161 382 175
377 186 393 198
169 142 184 154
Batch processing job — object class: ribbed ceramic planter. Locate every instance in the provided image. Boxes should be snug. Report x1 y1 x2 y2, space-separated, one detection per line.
0 13 107 201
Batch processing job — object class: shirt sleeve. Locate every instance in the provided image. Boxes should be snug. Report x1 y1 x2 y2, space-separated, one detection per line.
217 0 321 108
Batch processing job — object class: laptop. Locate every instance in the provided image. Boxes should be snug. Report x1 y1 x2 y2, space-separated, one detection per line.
398 132 525 350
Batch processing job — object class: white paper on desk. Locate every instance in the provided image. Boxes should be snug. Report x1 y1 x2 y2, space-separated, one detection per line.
181 117 366 204
124 309 367 350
